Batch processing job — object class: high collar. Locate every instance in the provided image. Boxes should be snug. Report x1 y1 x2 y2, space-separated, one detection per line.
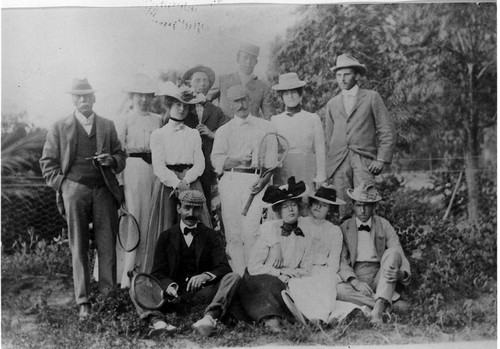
75 110 95 125
356 216 372 228
341 84 359 97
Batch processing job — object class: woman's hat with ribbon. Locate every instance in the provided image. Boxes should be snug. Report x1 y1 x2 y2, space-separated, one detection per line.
309 184 346 205
262 176 308 207
346 183 382 203
156 81 205 104
272 72 307 91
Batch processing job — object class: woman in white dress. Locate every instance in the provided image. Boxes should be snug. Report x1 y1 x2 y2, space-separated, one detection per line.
271 73 327 191
143 82 211 273
115 74 161 287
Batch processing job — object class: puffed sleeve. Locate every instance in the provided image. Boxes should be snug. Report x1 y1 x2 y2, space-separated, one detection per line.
247 221 281 277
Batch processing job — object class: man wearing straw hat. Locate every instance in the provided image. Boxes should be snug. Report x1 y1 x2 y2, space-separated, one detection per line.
325 54 396 215
182 65 230 207
210 42 276 120
336 183 410 324
40 78 126 319
211 85 277 276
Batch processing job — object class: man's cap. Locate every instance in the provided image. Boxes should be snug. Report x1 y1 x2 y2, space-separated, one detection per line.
346 183 382 203
122 74 158 94
272 72 307 91
238 42 260 57
181 65 216 90
330 54 367 75
178 190 206 206
67 78 96 95
227 85 249 101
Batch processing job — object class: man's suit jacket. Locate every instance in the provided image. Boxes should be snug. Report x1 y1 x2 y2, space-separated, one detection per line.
217 72 275 120
338 215 410 286
39 113 126 210
325 88 396 177
151 222 232 289
185 101 230 175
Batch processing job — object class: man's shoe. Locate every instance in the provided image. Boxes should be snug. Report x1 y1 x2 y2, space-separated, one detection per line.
281 290 306 325
391 300 410 315
78 303 91 320
192 315 217 336
148 319 177 337
263 317 282 333
370 298 389 325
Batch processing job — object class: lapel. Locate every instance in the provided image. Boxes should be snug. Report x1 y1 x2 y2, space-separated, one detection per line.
201 102 211 125
169 224 182 272
94 114 105 155
333 94 348 119
348 89 367 118
63 113 78 169
371 216 386 259
345 217 358 265
194 223 208 269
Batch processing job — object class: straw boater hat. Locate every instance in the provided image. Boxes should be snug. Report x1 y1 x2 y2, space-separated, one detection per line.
330 54 367 75
181 65 216 90
309 184 346 205
227 85 250 101
178 190 206 206
238 42 260 57
346 183 382 203
272 72 307 91
262 177 308 208
123 74 157 94
67 78 96 95
155 81 205 104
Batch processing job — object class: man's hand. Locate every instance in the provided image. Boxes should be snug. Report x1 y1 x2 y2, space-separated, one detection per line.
278 274 290 284
383 265 404 283
186 273 212 292
196 124 215 139
163 284 180 303
280 268 307 278
267 243 283 268
315 181 325 190
95 153 115 167
368 160 384 175
350 279 374 297
250 178 266 195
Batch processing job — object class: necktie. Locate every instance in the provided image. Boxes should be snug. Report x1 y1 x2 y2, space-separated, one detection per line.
184 227 197 236
281 223 305 237
358 225 371 232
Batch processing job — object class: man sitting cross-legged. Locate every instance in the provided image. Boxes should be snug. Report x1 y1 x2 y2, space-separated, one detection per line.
131 190 240 337
336 183 410 324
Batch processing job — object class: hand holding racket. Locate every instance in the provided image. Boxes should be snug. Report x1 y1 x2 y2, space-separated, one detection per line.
130 273 179 310
242 132 289 216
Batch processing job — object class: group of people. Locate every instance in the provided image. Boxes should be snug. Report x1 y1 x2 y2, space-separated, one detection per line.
40 41 408 338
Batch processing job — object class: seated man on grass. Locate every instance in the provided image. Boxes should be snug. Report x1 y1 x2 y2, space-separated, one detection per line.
336 183 410 324
131 190 240 337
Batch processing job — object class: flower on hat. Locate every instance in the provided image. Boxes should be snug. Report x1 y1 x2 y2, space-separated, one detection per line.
179 85 198 102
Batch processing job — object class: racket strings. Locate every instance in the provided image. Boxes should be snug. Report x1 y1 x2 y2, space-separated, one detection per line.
134 275 164 309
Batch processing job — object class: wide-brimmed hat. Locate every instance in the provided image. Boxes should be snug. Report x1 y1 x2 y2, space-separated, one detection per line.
181 65 216 90
238 42 260 57
309 185 346 205
330 54 367 75
262 177 308 207
346 183 382 203
156 81 205 104
227 85 250 101
123 74 157 94
178 190 206 206
272 72 307 91
67 78 96 95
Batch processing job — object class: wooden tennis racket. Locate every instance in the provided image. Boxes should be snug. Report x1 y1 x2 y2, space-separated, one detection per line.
117 203 141 252
130 273 172 310
241 132 289 216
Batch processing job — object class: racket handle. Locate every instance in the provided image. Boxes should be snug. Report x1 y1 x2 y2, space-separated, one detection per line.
242 193 256 216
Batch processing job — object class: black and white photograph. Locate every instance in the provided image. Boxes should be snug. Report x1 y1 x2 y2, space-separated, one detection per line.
1 0 496 348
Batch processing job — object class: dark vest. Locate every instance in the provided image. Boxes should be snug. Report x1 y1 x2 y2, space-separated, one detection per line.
66 120 105 187
177 237 197 283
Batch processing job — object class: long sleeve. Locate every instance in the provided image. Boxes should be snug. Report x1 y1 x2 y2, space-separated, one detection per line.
182 132 205 185
372 91 397 163
150 129 182 188
326 226 343 275
338 240 357 282
114 117 127 185
381 218 411 285
39 123 64 191
312 113 327 183
261 84 276 121
109 121 126 174
211 126 230 175
150 232 176 289
247 223 281 277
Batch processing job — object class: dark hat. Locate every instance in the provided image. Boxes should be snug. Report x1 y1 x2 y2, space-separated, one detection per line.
238 42 260 57
227 85 250 101
67 78 96 95
346 183 382 203
309 185 346 206
181 65 216 90
330 54 367 75
262 177 308 207
178 190 206 206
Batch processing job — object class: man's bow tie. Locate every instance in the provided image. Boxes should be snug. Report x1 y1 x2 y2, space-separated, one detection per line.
281 225 304 237
358 224 371 232
184 227 197 236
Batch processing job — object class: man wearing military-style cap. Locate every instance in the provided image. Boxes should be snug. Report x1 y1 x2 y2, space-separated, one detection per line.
211 85 278 276
136 190 240 337
209 42 276 120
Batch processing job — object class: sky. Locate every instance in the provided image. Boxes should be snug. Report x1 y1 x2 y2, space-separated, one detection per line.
2 2 301 128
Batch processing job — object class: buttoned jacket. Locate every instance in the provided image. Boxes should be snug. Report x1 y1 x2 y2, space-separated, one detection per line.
217 72 275 120
325 89 396 176
338 215 410 286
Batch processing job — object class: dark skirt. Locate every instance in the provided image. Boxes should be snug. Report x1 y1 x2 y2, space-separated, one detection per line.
237 271 294 324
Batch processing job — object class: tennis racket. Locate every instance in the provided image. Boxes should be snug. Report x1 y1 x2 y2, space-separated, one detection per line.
117 203 141 252
130 273 171 310
242 132 289 216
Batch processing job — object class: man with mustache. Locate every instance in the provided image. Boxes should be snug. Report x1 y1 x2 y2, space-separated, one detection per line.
138 190 240 337
211 85 277 276
40 78 126 319
209 42 276 120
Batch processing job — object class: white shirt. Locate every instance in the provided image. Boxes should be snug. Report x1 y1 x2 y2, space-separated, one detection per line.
115 110 162 153
75 111 94 135
341 84 359 115
355 217 379 262
180 220 196 247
